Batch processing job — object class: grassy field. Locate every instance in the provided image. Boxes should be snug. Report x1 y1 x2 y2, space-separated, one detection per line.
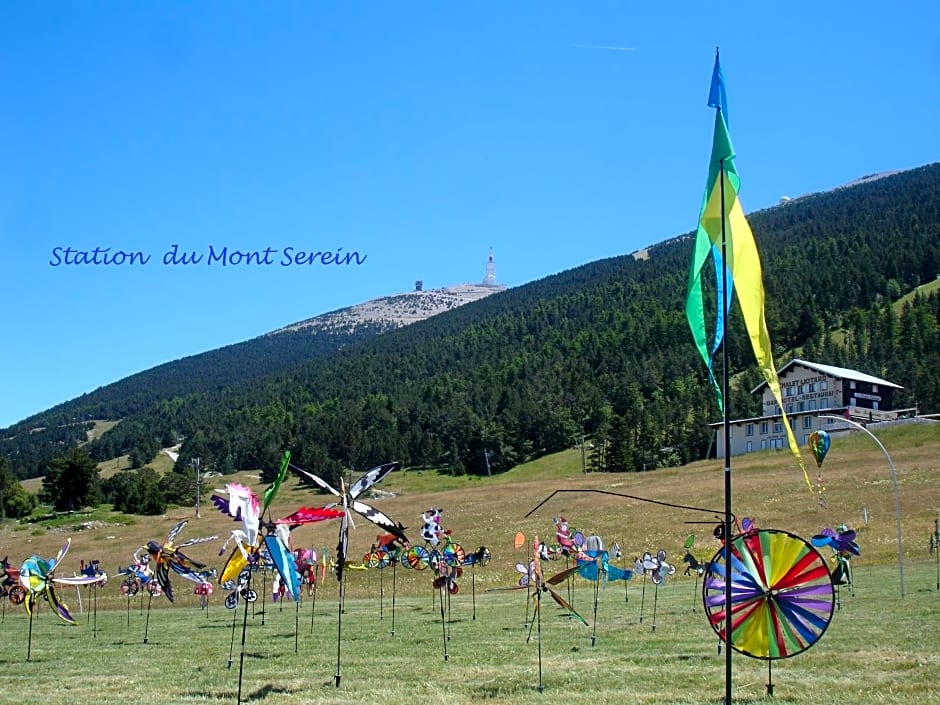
1 423 939 703
0 561 937 705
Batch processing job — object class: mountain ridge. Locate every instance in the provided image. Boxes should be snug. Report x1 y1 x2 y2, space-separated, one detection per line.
3 163 939 483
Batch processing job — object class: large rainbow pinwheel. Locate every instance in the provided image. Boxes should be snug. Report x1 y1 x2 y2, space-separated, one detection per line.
703 529 835 660
19 538 105 625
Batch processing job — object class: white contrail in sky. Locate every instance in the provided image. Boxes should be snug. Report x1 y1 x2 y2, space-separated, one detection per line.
571 44 637 52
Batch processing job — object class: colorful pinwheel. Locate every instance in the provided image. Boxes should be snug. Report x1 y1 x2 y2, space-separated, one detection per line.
140 520 217 603
530 536 588 626
289 459 409 688
703 529 835 660
463 546 491 566
290 460 408 582
19 538 104 625
214 452 340 606
811 525 860 559
812 525 860 598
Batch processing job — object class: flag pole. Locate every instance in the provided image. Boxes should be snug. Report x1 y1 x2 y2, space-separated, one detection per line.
715 45 734 705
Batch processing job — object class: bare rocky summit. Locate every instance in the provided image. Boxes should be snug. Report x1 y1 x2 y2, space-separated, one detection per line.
272 284 507 335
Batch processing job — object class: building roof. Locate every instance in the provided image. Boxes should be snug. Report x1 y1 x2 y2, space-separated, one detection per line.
708 406 849 428
750 358 903 394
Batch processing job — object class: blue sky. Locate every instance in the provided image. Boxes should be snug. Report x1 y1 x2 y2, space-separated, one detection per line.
2 2 938 429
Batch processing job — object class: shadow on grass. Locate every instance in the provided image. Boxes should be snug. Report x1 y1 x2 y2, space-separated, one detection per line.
186 684 294 701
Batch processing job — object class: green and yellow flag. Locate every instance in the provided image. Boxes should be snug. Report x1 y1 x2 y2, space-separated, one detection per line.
262 449 291 514
686 53 811 492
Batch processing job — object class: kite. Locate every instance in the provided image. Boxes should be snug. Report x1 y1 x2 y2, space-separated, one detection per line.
214 452 340 607
276 506 345 527
212 451 331 700
682 534 709 614
553 517 577 555
367 534 405 635
686 50 811 492
117 555 160 598
290 459 409 687
294 548 319 597
703 528 835 695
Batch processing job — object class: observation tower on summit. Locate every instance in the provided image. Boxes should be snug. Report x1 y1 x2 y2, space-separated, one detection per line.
482 248 499 288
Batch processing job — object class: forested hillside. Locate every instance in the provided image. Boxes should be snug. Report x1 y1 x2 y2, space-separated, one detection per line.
3 164 939 487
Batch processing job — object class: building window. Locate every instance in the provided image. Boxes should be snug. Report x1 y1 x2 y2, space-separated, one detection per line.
802 433 810 445
809 382 816 392
760 439 767 450
809 400 817 411
850 381 857 389
786 386 795 397
820 381 828 391
746 423 755 436
820 397 830 409
798 401 805 412
803 416 813 429
787 404 794 414
873 384 879 393
746 441 753 452
773 421 783 433
760 421 769 434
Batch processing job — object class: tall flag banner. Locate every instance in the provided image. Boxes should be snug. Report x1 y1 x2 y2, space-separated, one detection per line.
263 449 291 514
685 53 812 492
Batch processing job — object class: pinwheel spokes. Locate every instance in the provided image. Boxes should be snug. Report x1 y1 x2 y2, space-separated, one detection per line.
18 538 105 625
635 550 676 585
143 520 218 603
290 460 409 582
704 529 835 660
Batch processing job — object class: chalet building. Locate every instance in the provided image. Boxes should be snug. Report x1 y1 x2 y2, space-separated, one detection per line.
712 359 908 458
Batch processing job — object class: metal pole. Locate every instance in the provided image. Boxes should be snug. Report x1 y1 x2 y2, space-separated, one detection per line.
819 415 905 597
717 127 733 705
191 457 202 518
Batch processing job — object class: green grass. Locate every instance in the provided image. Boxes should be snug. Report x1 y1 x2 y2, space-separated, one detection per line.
4 423 940 704
894 277 940 311
0 561 937 705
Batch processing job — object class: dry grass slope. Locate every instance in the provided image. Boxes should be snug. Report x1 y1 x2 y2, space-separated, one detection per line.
5 422 939 608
